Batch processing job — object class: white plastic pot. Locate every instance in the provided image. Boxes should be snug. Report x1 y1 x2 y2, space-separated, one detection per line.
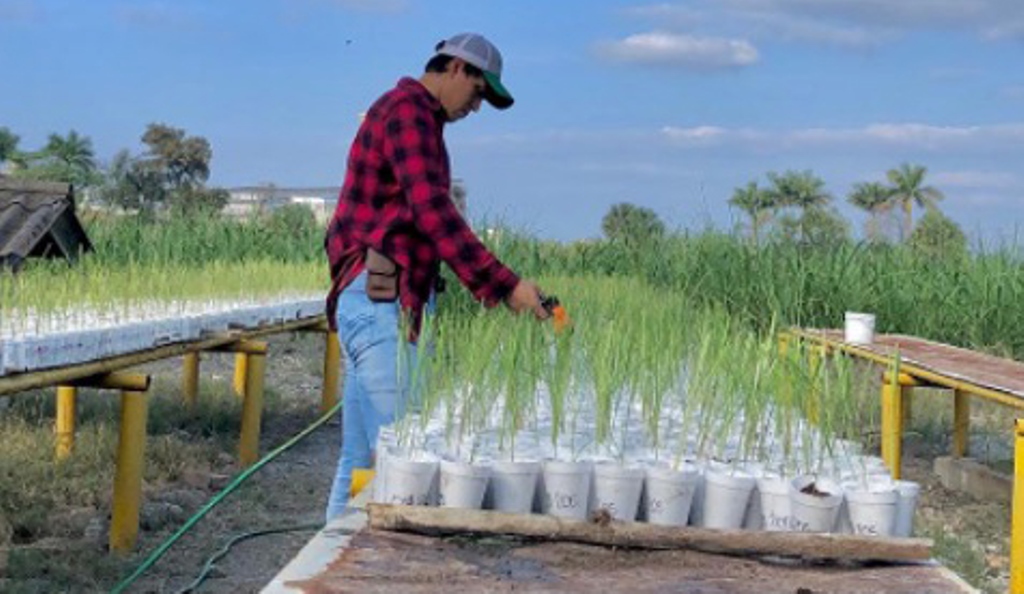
438 460 492 509
540 459 592 520
893 480 921 537
757 474 792 532
702 466 756 530
844 312 876 345
643 462 700 527
589 462 644 522
381 456 437 506
789 476 843 533
488 460 540 514
845 483 899 537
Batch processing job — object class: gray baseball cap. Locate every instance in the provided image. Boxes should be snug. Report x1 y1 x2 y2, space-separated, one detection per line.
435 33 514 109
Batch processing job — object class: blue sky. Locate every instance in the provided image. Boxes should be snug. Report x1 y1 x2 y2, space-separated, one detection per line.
2 1 1023 242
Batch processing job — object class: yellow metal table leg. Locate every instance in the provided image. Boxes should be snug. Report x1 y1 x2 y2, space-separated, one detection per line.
182 352 200 410
110 390 148 554
239 352 266 468
233 352 248 399
953 389 970 458
881 378 904 479
55 386 77 461
777 333 789 357
322 331 341 414
806 345 823 425
1012 419 1024 594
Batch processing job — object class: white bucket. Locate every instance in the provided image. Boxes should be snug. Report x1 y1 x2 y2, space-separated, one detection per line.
789 476 843 533
844 312 876 345
846 484 899 537
540 459 593 520
702 467 756 530
757 475 792 532
487 460 541 514
643 462 700 527
893 480 921 537
438 460 492 509
590 462 644 521
382 457 438 506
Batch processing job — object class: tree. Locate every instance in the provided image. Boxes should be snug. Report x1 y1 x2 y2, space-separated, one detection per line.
774 206 850 247
766 170 832 211
765 170 834 243
729 181 775 244
909 209 967 261
97 124 220 217
5 130 101 188
98 149 168 217
886 163 944 242
0 127 19 168
601 202 665 245
847 181 895 243
139 123 212 191
44 130 95 173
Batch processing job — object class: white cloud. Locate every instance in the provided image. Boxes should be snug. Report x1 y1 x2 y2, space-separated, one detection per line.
663 122 1024 151
468 122 1024 155
595 32 759 70
626 1 1024 45
661 125 765 145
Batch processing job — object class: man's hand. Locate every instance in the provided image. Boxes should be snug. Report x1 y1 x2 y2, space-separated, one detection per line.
506 280 550 320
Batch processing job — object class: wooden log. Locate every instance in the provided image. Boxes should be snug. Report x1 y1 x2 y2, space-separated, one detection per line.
367 503 933 563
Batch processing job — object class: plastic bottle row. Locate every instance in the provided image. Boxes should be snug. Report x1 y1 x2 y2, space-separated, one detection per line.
0 298 324 376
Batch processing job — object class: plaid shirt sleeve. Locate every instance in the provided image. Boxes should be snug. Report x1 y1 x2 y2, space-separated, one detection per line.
382 100 519 306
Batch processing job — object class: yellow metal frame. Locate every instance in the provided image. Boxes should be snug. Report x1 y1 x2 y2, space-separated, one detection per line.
0 316 332 554
783 328 1024 586
1013 419 1024 593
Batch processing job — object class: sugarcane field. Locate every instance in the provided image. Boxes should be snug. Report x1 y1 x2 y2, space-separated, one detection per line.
3 4 1024 594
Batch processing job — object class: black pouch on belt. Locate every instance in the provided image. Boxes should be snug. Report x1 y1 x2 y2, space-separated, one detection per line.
365 247 399 302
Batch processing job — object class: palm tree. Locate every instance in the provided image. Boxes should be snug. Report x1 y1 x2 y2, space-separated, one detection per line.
765 170 832 243
847 181 894 242
44 130 96 172
766 170 832 210
729 181 774 244
0 127 19 169
886 163 944 242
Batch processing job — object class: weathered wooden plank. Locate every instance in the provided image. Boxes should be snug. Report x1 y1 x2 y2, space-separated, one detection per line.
367 503 933 563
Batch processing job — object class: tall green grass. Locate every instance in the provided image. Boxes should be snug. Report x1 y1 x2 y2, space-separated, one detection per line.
485 231 1024 358
9 212 1024 358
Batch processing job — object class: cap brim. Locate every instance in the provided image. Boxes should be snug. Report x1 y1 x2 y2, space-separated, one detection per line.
482 71 514 109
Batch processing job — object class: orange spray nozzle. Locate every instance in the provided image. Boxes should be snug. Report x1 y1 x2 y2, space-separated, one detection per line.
540 294 571 333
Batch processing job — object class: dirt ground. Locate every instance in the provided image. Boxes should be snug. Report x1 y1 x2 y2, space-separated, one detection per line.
2 331 1014 593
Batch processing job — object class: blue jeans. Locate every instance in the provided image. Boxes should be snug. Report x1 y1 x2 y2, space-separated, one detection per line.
325 271 418 520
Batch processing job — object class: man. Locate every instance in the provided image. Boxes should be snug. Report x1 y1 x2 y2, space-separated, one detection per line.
323 32 549 519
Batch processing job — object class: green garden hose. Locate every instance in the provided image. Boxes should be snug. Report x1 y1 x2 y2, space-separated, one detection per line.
172 522 322 594
109 398 343 594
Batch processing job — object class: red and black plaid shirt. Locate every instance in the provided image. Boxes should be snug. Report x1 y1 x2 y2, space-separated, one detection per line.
325 77 520 331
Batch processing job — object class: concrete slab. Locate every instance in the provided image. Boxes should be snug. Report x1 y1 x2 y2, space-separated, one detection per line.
260 489 370 594
934 456 1012 503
